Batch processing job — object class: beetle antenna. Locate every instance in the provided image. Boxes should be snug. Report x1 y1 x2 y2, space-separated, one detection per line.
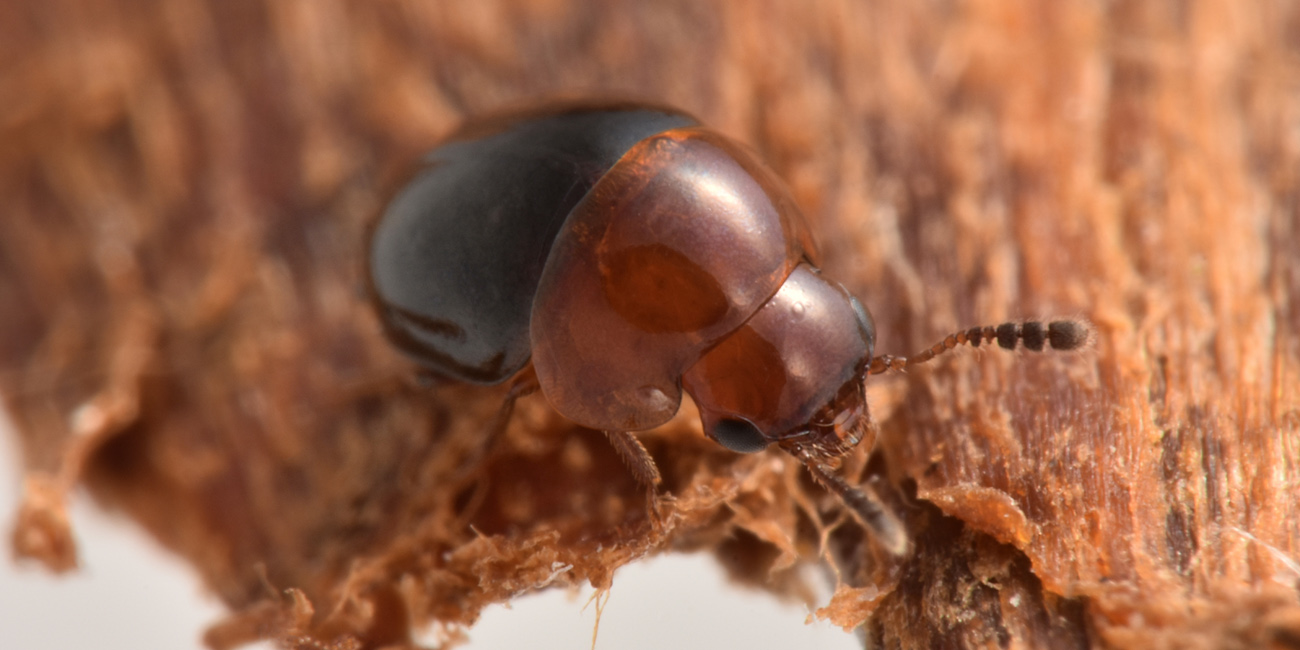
798 455 909 556
868 319 1089 375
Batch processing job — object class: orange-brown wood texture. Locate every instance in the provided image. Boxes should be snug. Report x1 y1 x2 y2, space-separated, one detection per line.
2 1 1298 648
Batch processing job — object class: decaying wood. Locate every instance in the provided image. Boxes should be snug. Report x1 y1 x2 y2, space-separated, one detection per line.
2 1 1297 648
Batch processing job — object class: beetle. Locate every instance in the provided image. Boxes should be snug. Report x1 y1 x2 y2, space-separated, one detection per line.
367 101 1088 555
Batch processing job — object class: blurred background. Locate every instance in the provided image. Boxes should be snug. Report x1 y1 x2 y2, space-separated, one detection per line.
3 0 1298 648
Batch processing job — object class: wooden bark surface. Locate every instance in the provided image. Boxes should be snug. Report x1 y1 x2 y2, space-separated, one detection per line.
2 1 1298 648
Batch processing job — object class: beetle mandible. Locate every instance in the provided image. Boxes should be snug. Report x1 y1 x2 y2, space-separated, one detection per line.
367 101 1087 554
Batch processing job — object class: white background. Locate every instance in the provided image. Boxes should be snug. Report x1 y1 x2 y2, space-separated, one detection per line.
0 410 859 650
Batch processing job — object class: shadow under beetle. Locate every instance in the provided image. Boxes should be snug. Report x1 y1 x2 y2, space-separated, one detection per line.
367 101 1088 555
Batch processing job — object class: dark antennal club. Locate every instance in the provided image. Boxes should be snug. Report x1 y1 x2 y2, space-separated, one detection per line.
792 319 1088 556
868 319 1089 375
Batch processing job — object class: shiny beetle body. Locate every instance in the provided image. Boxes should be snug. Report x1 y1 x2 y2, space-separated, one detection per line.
369 103 871 456
368 102 1087 554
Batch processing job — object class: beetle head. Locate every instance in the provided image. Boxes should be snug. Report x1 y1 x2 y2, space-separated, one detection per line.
683 264 875 457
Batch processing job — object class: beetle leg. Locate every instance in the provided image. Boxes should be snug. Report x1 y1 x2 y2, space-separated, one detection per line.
451 368 542 486
504 365 542 402
603 430 662 487
603 430 664 527
448 370 545 521
481 367 541 452
800 457 909 556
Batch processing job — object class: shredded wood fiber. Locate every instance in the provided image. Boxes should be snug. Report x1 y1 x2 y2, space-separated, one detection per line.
2 1 1298 648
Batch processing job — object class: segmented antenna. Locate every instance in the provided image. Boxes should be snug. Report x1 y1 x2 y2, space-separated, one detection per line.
868 320 1089 375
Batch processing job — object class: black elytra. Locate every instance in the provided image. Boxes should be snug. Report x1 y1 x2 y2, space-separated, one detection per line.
370 105 698 384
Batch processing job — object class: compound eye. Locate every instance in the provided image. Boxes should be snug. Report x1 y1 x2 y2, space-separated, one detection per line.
849 295 876 361
710 418 770 453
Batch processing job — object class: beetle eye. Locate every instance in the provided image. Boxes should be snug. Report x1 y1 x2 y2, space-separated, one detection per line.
849 295 876 361
710 418 769 453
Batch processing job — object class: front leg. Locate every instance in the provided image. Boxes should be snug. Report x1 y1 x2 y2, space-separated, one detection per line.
603 430 663 526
